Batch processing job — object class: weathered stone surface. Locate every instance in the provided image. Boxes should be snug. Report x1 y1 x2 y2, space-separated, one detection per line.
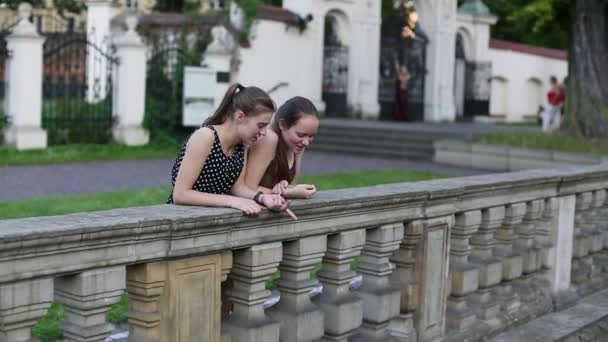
0 278 53 342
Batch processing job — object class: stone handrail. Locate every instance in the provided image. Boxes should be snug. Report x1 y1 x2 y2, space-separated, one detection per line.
1 164 607 341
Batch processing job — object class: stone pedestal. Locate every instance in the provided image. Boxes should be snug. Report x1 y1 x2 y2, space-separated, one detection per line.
352 223 404 341
126 254 223 342
223 243 282 342
315 230 366 342
0 278 54 342
55 266 126 342
267 236 327 342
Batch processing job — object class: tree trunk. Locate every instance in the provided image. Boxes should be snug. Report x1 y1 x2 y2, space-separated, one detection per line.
562 0 608 138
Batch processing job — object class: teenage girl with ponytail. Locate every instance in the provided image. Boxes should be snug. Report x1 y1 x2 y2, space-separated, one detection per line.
167 83 289 216
245 96 319 199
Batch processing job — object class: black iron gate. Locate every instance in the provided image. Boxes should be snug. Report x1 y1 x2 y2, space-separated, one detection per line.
322 15 348 117
40 14 117 145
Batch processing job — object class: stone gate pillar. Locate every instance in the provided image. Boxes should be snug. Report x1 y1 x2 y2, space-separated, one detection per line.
4 3 47 150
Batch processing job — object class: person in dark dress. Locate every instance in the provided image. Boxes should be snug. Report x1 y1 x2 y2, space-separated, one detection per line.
167 83 289 216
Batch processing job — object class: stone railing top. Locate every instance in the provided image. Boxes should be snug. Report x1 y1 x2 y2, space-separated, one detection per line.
0 165 607 283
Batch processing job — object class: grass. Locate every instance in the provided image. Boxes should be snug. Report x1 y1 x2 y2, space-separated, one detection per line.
0 143 178 166
474 131 608 155
0 169 450 220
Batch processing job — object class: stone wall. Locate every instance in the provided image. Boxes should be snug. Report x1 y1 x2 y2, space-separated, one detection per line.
1 164 608 341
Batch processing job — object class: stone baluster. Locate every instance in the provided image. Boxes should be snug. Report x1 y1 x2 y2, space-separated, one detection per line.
266 236 327 342
315 229 366 342
55 266 126 342
601 189 608 250
446 211 481 331
515 200 544 276
571 192 593 285
389 220 424 341
0 278 54 342
493 203 526 313
513 200 552 307
352 223 404 341
469 206 505 321
223 243 283 342
587 190 606 254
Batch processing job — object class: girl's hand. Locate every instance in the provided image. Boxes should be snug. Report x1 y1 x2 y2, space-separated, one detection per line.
272 180 289 195
287 184 317 199
261 193 290 211
229 197 263 216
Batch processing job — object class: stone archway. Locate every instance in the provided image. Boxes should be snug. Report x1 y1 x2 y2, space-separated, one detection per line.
322 9 350 117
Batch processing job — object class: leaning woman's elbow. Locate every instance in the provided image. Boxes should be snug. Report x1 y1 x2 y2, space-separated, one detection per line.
172 190 186 205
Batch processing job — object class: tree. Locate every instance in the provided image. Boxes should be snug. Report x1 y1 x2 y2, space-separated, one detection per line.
562 0 608 138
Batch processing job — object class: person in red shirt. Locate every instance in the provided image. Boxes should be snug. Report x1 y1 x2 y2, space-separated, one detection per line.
542 76 562 132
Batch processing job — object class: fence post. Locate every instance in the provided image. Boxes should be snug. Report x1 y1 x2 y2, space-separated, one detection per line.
112 14 149 146
3 3 47 150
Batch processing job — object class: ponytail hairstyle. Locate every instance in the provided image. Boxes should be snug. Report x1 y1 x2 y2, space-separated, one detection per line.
204 83 276 126
267 96 319 183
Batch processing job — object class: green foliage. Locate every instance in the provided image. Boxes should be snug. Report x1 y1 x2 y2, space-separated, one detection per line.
234 0 263 40
31 303 66 342
107 293 129 325
143 28 209 146
42 97 113 145
0 108 7 144
473 131 608 155
481 0 570 49
0 143 177 166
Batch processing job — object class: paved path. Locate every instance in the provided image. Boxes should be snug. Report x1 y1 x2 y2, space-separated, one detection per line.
0 151 491 201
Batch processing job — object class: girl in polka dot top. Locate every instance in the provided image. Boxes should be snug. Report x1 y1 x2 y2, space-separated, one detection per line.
245 97 319 199
168 83 289 216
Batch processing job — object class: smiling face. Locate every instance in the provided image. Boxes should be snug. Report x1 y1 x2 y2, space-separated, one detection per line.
279 114 319 154
237 110 273 145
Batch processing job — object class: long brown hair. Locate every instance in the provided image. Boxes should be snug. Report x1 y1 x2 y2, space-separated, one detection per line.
204 83 276 126
267 96 319 183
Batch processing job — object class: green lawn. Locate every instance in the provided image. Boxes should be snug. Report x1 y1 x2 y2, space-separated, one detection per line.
0 169 450 220
0 144 178 166
474 132 608 155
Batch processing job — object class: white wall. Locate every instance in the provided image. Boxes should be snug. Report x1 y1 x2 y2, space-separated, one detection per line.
236 0 381 117
234 19 322 111
488 48 567 121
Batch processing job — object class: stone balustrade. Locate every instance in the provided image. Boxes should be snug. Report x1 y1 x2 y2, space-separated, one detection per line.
1 165 608 342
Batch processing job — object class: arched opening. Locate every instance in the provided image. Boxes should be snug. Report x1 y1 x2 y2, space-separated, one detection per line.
523 77 543 118
322 10 350 117
454 31 467 118
490 76 509 117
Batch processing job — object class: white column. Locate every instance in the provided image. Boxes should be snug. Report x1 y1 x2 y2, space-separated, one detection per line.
86 0 113 103
352 1 381 118
202 26 233 115
3 3 47 150
417 0 457 122
547 196 575 293
112 15 150 146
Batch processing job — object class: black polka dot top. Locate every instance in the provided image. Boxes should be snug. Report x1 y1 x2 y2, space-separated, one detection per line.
167 126 245 204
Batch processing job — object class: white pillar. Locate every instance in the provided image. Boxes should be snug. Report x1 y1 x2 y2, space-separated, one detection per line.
352 1 381 119
86 0 113 103
112 15 149 146
3 3 47 150
202 26 233 114
417 0 457 122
